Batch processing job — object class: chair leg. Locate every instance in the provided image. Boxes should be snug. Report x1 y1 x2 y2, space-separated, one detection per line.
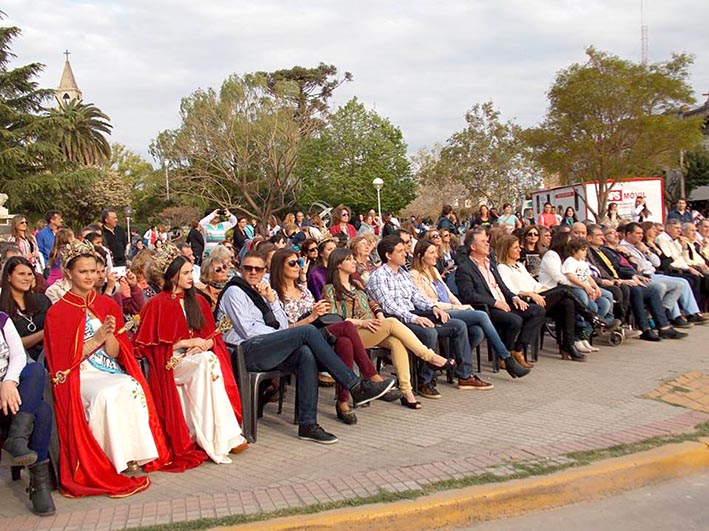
475 344 481 373
250 375 262 443
11 466 22 481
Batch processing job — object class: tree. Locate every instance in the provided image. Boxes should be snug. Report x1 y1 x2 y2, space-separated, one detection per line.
151 73 304 221
259 63 352 135
684 148 709 198
297 98 416 215
49 99 112 166
523 47 704 220
440 101 540 208
0 13 61 189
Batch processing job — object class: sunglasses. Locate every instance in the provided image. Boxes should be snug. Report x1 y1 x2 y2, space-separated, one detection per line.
306 247 317 253
526 232 539 237
214 266 225 273
442 234 450 238
341 212 350 217
286 260 300 268
242 265 266 273
430 234 441 239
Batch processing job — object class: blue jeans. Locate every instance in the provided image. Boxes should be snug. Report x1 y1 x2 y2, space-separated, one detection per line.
7 362 53 462
406 318 473 384
447 309 510 360
240 325 360 426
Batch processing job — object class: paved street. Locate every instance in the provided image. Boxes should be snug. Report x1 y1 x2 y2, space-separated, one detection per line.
1 325 708 531
455 471 709 531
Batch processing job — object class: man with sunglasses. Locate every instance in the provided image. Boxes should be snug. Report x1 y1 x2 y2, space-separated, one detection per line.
217 252 395 444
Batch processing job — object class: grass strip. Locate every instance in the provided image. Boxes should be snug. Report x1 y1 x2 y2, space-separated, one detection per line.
135 421 709 531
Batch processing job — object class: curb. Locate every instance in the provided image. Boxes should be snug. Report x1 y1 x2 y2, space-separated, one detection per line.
216 438 709 531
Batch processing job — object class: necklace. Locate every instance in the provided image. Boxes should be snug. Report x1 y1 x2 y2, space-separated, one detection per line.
17 310 37 332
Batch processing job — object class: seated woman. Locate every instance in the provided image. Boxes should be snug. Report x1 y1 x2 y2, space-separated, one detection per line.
348 236 377 285
496 235 609 362
199 256 229 312
135 248 246 466
519 225 543 278
322 248 452 410
44 240 169 497
409 240 531 376
328 205 357 240
270 248 396 423
0 302 55 515
0 257 51 361
307 238 338 300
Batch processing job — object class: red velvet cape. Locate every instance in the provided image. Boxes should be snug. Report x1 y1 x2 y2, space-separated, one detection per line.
43 291 170 498
134 291 242 470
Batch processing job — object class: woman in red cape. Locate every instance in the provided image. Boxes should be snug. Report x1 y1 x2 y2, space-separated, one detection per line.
135 254 245 468
44 246 170 498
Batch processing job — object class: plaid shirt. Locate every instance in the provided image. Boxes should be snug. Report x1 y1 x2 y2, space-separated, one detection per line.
366 263 433 323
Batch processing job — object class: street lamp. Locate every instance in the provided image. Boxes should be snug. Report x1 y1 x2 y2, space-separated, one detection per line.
372 177 384 226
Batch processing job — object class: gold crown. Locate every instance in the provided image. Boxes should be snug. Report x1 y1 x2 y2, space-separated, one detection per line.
152 241 182 277
60 239 97 270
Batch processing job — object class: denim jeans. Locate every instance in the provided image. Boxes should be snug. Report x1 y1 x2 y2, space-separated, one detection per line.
406 318 473 384
7 362 53 462
447 309 510 360
241 325 360 426
651 274 700 317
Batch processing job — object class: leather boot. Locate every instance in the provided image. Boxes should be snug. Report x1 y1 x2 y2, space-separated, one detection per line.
504 356 531 379
28 459 56 516
510 350 534 368
560 343 587 362
1 412 38 466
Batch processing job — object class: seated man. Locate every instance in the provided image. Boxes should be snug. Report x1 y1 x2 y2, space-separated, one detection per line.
587 225 686 341
455 228 546 355
367 235 489 399
620 222 706 327
656 219 707 307
217 251 394 445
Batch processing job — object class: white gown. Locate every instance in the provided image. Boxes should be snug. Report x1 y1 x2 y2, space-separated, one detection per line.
80 316 158 473
172 349 245 464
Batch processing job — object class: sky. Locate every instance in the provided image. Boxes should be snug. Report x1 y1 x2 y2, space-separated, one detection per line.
4 1 709 164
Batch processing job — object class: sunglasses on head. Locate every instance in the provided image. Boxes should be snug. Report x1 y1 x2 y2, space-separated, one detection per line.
286 260 300 267
242 265 266 273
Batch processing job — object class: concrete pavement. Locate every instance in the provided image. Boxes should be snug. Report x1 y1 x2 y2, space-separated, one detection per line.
1 324 708 531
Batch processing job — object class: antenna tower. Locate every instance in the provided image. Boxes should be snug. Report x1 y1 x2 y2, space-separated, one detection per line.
641 0 648 64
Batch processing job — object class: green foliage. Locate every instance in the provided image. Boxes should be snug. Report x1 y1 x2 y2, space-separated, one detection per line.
6 166 130 228
49 99 112 166
685 147 709 198
258 63 352 134
0 14 62 185
152 73 304 221
298 97 415 215
524 47 704 219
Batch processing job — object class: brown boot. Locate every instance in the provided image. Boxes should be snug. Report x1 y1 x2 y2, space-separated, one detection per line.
511 350 533 369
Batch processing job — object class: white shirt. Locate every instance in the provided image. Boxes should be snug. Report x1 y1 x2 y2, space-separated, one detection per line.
538 251 571 288
498 262 549 295
0 318 27 384
562 256 591 283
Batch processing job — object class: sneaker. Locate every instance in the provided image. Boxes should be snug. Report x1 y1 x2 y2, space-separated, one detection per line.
639 329 661 342
687 314 708 325
670 316 692 329
458 375 494 390
658 327 688 340
622 326 643 339
574 340 593 353
298 424 338 444
350 378 395 407
418 383 442 399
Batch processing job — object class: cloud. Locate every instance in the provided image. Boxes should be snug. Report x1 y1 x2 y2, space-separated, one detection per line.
4 0 708 161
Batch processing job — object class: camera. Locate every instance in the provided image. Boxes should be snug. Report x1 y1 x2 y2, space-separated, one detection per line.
217 209 226 216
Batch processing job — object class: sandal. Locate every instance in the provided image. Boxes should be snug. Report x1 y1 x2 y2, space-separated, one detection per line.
427 358 456 371
399 396 422 409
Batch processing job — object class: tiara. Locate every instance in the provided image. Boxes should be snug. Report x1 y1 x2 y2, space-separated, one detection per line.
60 239 97 270
152 241 181 277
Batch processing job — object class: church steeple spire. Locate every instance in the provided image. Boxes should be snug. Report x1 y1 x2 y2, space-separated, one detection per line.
56 50 82 104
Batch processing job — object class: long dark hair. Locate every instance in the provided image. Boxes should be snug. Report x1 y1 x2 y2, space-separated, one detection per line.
0 257 39 317
162 256 205 332
549 231 572 261
325 248 357 301
269 248 299 301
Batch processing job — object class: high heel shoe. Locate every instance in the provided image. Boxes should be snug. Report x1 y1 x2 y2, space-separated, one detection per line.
400 396 422 409
504 356 531 378
426 357 456 371
510 350 533 369
560 343 587 362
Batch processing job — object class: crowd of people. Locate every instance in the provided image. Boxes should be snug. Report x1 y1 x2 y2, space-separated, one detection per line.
0 199 708 516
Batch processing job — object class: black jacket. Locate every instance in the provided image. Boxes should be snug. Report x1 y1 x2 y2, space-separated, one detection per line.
103 225 128 267
455 254 515 308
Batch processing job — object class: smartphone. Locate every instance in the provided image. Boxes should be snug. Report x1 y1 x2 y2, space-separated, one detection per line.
112 266 127 278
298 258 305 268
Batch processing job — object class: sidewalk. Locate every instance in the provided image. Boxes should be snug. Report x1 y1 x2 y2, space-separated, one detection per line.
2 326 708 531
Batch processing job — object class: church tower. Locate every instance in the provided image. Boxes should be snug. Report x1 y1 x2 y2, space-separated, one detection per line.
55 50 82 104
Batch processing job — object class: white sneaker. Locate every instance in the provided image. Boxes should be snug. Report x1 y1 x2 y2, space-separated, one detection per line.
582 339 599 352
622 327 642 339
574 340 593 353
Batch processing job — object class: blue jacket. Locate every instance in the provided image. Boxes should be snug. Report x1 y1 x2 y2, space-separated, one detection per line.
36 226 55 263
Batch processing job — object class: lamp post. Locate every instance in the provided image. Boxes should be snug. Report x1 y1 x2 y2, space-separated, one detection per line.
372 177 384 226
124 205 133 257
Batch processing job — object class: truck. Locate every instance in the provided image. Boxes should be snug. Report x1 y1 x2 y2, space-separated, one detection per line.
531 177 665 223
